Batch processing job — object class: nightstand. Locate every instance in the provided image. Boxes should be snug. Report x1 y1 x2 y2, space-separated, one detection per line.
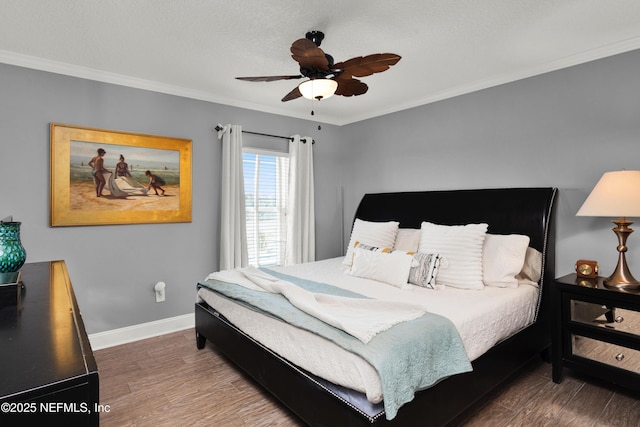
552 273 640 391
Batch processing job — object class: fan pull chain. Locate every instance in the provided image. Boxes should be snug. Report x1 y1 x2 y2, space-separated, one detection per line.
310 99 323 129
311 95 324 116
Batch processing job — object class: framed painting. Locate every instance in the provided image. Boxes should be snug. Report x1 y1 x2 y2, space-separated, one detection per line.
50 123 192 226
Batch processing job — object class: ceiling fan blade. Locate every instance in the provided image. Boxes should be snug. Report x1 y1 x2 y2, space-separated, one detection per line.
334 76 368 97
236 75 303 82
290 38 329 70
281 86 302 102
332 53 401 78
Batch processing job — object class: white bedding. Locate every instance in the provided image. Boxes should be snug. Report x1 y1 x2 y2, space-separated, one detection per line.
208 266 428 343
197 257 539 404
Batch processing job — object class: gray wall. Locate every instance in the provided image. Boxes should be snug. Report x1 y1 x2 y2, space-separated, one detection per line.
2 48 640 334
341 49 640 281
0 63 343 333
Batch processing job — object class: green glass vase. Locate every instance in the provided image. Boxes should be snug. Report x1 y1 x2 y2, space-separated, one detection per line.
0 222 27 284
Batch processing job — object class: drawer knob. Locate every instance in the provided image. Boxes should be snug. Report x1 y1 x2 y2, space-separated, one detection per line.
614 315 624 323
615 353 625 362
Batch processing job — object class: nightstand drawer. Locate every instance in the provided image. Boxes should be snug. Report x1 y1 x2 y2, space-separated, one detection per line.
571 302 640 338
573 334 640 375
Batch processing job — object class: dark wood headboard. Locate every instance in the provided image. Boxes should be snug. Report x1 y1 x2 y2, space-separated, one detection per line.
353 187 557 320
353 187 556 253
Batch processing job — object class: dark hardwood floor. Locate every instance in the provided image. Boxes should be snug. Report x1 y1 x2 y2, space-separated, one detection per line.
94 329 640 427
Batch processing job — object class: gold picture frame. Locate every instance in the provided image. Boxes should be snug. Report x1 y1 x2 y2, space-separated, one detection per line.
50 123 192 226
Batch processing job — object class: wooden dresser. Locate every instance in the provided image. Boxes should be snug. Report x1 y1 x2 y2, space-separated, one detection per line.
0 261 99 426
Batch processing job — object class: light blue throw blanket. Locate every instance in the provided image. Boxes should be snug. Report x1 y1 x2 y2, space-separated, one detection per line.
198 269 472 420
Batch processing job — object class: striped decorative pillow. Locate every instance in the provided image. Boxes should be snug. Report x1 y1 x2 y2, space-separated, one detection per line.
408 253 442 289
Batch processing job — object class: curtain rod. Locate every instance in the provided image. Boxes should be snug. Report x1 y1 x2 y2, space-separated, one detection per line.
215 125 315 144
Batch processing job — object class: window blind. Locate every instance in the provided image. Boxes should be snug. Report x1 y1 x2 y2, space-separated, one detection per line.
242 150 289 267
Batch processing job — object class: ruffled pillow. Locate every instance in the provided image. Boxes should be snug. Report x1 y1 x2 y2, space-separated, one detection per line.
343 219 399 265
419 222 488 289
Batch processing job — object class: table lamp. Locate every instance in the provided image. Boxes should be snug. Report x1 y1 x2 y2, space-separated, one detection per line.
576 170 640 290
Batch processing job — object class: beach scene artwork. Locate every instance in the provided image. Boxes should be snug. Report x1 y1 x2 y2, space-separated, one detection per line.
50 122 192 226
70 140 180 212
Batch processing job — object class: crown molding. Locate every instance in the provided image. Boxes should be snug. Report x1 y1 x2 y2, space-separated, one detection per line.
3 35 640 126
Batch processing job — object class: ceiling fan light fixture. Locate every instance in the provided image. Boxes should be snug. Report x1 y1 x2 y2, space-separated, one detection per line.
298 78 338 100
236 31 400 103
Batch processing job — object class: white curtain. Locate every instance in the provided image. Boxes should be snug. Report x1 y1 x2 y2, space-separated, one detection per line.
218 124 248 270
286 135 315 265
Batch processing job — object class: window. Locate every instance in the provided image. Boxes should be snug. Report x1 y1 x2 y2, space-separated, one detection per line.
243 149 289 267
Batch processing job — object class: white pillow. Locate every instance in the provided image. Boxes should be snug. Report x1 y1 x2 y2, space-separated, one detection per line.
482 234 530 288
350 247 413 289
394 228 421 252
516 247 543 286
419 222 488 289
343 219 399 265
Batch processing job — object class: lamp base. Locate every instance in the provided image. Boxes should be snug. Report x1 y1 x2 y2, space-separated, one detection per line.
603 276 640 290
604 218 640 290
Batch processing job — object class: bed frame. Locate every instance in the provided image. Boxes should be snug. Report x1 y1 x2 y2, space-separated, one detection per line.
196 187 557 426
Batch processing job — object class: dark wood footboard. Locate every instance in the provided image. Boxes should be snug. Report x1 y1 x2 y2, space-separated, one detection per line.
196 299 550 426
196 301 383 426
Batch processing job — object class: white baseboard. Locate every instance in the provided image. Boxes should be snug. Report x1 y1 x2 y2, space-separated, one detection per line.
88 313 194 350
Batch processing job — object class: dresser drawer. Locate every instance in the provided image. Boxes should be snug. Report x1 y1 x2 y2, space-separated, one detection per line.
572 334 640 375
571 301 640 338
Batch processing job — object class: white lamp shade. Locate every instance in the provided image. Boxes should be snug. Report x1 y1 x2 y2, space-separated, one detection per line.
576 170 640 217
298 79 338 100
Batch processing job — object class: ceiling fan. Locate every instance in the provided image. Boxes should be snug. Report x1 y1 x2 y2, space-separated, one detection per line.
236 31 401 102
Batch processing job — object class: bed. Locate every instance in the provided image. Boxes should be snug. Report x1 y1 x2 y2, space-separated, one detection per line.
195 187 557 426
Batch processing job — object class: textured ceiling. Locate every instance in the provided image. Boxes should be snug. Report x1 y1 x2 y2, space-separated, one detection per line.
2 0 640 125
